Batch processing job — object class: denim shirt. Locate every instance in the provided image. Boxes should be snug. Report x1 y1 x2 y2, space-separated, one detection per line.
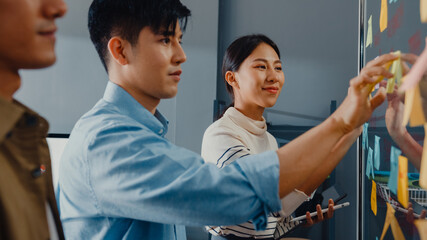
58 81 281 240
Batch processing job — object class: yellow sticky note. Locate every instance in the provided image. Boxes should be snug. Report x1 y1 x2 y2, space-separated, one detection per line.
380 0 388 32
421 0 427 23
386 51 401 93
403 81 415 126
396 60 403 86
411 86 427 126
371 180 377 215
390 213 405 240
380 203 405 240
380 203 393 240
397 156 409 208
419 124 427 190
366 15 373 47
415 219 427 240
369 60 394 93
387 60 398 93
403 85 426 127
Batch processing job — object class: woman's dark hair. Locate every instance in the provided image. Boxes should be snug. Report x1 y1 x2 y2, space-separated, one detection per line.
88 0 191 72
222 34 281 103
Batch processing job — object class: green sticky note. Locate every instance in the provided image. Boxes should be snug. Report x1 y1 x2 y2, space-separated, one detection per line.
388 146 401 195
362 123 369 150
366 147 375 179
374 135 381 170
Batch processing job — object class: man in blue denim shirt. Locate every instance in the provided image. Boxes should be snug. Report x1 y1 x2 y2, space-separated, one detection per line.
57 0 397 239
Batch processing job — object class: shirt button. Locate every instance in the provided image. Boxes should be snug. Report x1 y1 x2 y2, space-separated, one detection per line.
6 131 12 139
25 115 38 127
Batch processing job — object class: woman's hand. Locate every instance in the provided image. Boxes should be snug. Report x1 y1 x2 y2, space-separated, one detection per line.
332 53 397 134
384 82 407 144
304 199 334 226
405 202 427 223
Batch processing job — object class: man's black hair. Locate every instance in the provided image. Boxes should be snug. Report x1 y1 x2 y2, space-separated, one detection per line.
88 0 191 71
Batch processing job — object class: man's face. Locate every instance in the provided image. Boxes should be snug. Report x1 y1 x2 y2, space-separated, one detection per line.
124 23 186 106
0 0 67 71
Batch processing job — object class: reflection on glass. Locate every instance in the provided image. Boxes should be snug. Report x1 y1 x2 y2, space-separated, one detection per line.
362 0 427 239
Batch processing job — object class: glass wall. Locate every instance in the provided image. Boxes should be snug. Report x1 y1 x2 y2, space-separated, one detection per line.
361 0 427 239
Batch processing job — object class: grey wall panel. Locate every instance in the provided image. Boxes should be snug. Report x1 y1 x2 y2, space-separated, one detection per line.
175 0 219 153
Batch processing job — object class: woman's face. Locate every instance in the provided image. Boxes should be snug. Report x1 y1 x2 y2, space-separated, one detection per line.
232 43 285 110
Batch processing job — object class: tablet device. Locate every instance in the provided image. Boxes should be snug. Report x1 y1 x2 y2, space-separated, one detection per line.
290 202 350 222
294 184 347 217
321 184 347 208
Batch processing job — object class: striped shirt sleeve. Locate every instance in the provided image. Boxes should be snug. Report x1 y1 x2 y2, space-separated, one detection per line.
201 126 281 238
202 125 251 168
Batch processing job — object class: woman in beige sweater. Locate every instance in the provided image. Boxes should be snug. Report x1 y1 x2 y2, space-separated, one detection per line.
201 34 334 240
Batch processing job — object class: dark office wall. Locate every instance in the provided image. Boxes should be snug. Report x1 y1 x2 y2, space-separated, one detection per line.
174 0 219 153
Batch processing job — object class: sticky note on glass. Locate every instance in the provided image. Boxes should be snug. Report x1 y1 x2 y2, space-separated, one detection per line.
379 204 392 240
414 219 427 239
371 180 377 215
397 156 409 208
369 60 394 93
380 203 405 240
362 122 369 150
410 85 427 126
374 135 381 170
380 0 388 32
388 146 401 194
396 60 403 86
386 51 401 93
389 209 405 240
366 15 373 47
403 84 416 126
366 147 375 179
420 124 427 190
402 85 427 127
421 0 427 23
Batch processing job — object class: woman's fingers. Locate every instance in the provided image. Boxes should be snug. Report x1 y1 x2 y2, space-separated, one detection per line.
366 53 398 68
401 53 418 66
351 66 393 90
327 199 334 219
370 87 387 110
316 204 324 221
305 211 313 225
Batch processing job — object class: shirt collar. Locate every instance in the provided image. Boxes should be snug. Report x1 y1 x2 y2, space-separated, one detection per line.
225 107 267 136
0 96 25 142
102 81 169 137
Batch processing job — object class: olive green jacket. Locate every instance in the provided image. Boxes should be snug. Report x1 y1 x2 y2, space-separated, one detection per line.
0 97 64 240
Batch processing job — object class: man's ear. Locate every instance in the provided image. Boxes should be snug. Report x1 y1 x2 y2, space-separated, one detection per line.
225 71 239 89
107 37 129 66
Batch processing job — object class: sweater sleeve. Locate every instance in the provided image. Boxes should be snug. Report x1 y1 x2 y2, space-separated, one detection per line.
201 125 251 168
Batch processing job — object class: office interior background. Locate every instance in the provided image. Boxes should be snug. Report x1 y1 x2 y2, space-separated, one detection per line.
16 0 368 239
